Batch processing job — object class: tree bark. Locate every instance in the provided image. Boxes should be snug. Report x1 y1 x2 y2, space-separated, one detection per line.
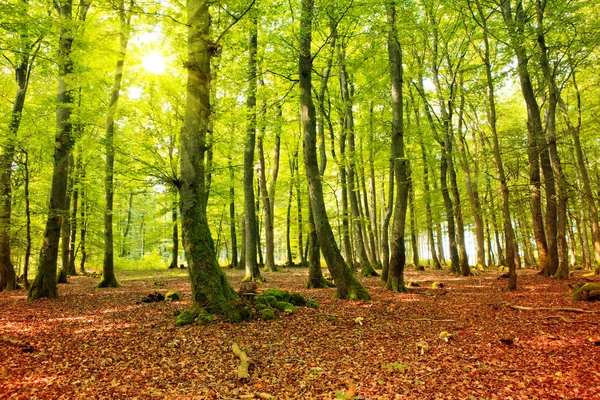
338 49 375 276
100 0 132 288
299 0 369 300
228 159 238 268
169 198 179 269
57 153 74 283
386 0 410 292
179 0 237 312
242 14 262 282
67 150 81 275
28 0 75 300
501 0 551 278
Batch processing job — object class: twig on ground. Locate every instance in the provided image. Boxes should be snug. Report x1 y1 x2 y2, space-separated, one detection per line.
509 305 597 313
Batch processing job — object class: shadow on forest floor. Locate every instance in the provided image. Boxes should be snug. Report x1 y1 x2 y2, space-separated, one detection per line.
1 267 599 399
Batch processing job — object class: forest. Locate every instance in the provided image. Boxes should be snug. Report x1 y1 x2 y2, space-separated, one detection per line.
1 0 600 398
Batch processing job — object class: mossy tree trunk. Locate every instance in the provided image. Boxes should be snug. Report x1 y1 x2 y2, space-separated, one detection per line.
299 0 369 300
180 0 237 312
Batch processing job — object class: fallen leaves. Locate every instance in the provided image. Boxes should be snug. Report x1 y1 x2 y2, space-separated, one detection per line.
1 268 599 399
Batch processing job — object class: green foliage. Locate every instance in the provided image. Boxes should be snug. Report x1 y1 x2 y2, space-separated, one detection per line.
274 301 291 311
115 250 166 271
165 291 181 301
261 308 275 320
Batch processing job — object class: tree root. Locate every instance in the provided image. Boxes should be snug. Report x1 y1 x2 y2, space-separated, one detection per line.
232 342 252 379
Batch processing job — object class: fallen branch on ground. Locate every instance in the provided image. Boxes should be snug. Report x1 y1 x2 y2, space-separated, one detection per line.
404 318 456 322
542 315 599 325
509 305 597 313
232 342 253 379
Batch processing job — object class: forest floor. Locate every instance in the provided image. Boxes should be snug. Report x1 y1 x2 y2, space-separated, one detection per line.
1 267 600 399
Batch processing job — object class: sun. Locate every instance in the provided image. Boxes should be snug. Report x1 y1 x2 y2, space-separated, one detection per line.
141 51 166 74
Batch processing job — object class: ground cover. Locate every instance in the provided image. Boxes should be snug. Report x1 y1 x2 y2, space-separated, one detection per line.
1 268 599 399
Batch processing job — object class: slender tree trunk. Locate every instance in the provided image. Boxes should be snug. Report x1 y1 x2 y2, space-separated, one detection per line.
380 159 394 282
368 103 381 266
472 0 517 287
228 159 238 268
257 103 275 272
169 197 179 269
501 0 550 278
121 192 133 256
419 139 441 269
338 51 375 276
100 0 132 288
179 0 237 312
57 153 74 283
408 167 419 267
295 150 304 266
286 152 295 266
386 0 410 292
242 14 262 282
79 168 87 274
68 151 81 275
559 71 600 274
487 179 506 266
299 0 369 300
535 1 568 280
28 0 75 300
457 76 485 269
21 150 32 288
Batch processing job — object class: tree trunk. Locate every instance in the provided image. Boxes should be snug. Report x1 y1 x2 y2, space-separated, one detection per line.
338 50 376 276
257 98 277 272
57 153 74 284
79 168 87 274
28 0 75 300
386 0 410 292
380 159 394 282
559 70 600 274
169 198 179 269
23 150 31 289
67 151 81 276
456 75 485 270
179 0 237 312
100 0 131 288
299 0 369 300
286 153 295 266
228 159 238 268
501 0 550 278
242 15 262 282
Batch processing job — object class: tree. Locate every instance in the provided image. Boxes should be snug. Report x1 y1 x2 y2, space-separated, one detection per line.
385 0 410 292
299 0 369 300
28 0 76 300
98 0 132 288
242 14 262 282
179 0 237 312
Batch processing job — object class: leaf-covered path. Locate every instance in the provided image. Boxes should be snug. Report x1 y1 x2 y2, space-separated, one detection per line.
1 268 599 399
